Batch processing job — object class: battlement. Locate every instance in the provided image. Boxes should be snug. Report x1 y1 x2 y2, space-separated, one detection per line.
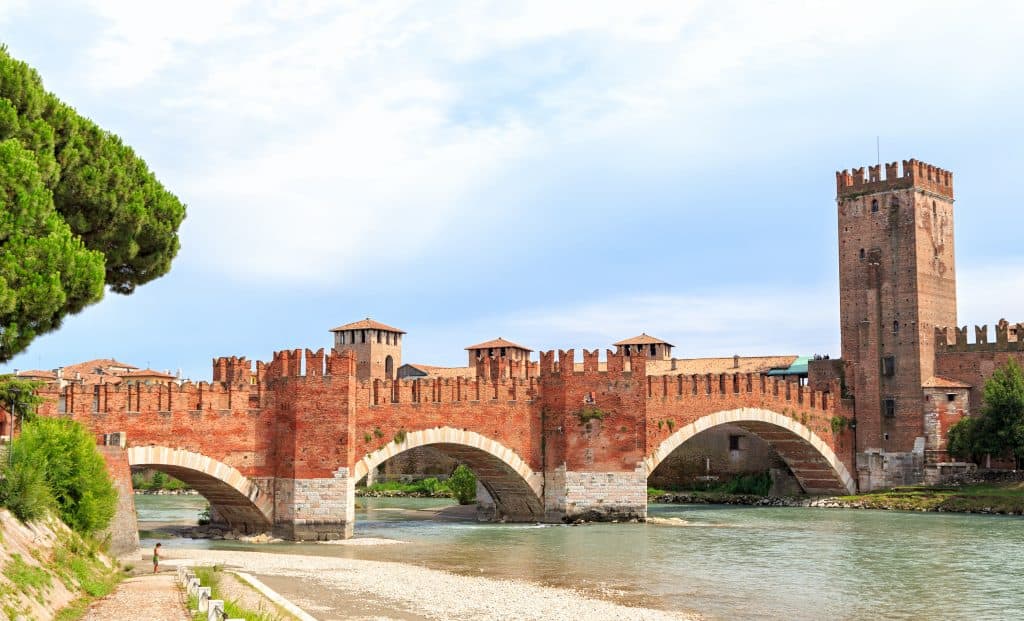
538 348 645 378
836 158 953 199
263 347 357 381
360 374 538 405
935 319 1024 353
212 355 253 385
645 371 838 413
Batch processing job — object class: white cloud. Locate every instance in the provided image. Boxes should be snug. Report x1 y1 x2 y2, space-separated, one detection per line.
478 286 841 358
53 1 1024 285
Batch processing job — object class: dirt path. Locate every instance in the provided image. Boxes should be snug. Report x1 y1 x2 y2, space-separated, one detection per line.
82 573 190 621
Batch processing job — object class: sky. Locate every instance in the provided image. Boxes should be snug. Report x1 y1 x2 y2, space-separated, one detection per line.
2 1 1024 380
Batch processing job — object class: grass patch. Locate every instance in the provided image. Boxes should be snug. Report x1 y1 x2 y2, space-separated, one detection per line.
837 481 1024 513
3 553 52 603
189 565 287 621
360 478 453 497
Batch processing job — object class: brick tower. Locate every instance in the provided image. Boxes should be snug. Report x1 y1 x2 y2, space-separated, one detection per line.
329 318 404 380
835 159 956 488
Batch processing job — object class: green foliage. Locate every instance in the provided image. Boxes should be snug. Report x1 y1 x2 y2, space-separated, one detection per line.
448 465 477 505
373 427 384 438
393 429 407 444
0 457 53 521
576 406 606 424
363 478 452 497
715 472 772 496
829 415 848 435
363 432 372 443
947 359 1024 465
130 468 189 491
7 417 117 533
0 375 44 420
666 419 675 432
0 45 186 361
197 503 212 526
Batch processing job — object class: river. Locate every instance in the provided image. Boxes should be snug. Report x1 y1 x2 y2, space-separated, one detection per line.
136 494 1024 620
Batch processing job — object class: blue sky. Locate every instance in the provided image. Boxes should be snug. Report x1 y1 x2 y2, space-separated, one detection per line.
2 1 1024 379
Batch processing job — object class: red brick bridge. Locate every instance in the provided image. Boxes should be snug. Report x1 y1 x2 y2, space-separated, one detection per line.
35 347 855 540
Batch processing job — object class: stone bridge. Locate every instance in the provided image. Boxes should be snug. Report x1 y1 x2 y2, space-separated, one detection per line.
34 347 854 540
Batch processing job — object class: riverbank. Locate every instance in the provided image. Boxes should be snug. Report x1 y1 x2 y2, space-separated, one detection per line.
652 479 1024 515
164 548 694 620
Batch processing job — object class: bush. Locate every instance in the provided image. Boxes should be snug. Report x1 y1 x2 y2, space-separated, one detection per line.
0 458 53 522
7 417 117 533
448 465 477 505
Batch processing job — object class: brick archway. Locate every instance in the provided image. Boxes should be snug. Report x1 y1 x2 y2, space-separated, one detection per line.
353 427 544 521
644 407 856 495
127 446 274 532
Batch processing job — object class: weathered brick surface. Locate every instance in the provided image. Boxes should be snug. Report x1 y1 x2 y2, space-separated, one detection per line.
28 344 850 537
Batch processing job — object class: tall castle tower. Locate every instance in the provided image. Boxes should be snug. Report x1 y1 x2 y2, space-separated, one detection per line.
330 318 404 380
836 159 956 483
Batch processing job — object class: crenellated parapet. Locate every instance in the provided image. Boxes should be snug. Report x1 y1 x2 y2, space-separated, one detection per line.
935 319 1024 352
538 348 645 379
836 158 953 199
644 371 838 414
360 374 538 406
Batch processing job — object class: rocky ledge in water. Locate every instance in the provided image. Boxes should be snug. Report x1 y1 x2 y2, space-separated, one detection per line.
134 488 200 495
182 524 283 543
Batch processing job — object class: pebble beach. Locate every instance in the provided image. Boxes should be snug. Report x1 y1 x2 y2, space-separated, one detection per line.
167 547 696 621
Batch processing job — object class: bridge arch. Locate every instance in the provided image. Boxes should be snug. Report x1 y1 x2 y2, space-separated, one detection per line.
353 427 544 521
127 446 274 532
644 408 856 495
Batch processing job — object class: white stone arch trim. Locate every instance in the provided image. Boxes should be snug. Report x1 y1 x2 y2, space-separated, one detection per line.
643 407 856 494
352 427 543 499
126 446 274 520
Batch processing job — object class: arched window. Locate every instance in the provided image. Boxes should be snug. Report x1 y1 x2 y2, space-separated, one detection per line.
871 199 879 213
385 355 394 380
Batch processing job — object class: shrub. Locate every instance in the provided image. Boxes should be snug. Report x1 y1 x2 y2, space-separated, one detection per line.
393 429 407 444
8 417 117 533
0 458 53 522
448 465 477 505
576 406 606 424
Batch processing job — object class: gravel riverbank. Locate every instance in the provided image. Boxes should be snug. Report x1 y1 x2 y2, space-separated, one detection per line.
166 547 695 620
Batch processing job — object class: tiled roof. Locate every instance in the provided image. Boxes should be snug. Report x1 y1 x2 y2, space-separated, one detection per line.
646 355 798 376
923 376 972 389
329 318 405 333
124 369 177 380
60 359 138 384
400 364 474 378
613 333 674 347
16 369 57 380
465 337 532 351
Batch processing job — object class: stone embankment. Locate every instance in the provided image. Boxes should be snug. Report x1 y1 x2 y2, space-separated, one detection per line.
133 489 199 495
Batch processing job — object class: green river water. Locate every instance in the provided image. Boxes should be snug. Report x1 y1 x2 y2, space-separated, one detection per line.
136 494 1024 620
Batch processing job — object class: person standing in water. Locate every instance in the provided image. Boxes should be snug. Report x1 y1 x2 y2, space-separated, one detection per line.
152 543 162 573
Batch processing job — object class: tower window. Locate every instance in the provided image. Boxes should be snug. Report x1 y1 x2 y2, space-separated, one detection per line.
377 331 382 344
729 435 741 451
884 398 896 418
947 393 956 402
932 200 937 219
893 320 899 335
859 248 865 260
649 344 657 356
871 199 879 213
881 355 895 376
